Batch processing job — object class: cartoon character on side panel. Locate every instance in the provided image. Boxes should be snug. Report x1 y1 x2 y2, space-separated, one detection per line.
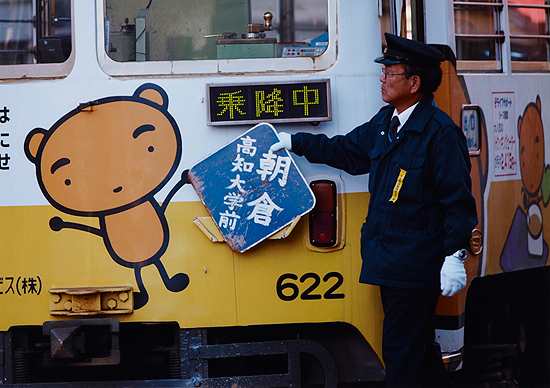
500 95 550 271
25 83 190 309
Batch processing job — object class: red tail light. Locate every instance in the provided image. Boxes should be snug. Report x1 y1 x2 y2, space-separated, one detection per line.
309 180 337 247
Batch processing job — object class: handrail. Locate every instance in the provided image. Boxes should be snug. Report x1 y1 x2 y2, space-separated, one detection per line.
0 19 34 23
453 2 503 7
455 33 505 38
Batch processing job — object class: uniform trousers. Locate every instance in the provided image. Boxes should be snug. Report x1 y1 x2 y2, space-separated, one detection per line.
380 285 453 388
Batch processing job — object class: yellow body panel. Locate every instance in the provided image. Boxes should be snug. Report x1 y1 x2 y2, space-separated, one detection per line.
0 192 384 359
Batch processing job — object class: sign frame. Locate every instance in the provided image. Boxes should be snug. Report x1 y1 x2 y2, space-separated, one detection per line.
188 123 316 252
206 79 331 126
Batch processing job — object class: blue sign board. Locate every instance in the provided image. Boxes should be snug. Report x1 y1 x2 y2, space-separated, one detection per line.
189 123 316 252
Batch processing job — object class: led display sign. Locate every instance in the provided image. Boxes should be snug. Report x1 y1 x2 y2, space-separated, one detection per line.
207 80 331 125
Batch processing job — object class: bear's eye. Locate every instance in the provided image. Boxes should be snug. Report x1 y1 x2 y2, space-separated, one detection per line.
148 146 154 152
65 179 71 186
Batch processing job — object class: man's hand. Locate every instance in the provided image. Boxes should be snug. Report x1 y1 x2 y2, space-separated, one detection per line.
440 253 467 297
270 132 292 152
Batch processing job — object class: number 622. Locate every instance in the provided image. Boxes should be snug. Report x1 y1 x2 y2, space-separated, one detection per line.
276 272 345 301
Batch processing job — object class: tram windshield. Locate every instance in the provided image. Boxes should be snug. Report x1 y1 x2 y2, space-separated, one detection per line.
104 0 328 62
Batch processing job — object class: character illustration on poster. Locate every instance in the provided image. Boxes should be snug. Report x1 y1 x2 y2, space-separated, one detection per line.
500 96 550 271
25 84 190 309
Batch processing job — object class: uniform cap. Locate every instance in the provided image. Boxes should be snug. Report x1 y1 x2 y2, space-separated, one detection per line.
375 33 445 68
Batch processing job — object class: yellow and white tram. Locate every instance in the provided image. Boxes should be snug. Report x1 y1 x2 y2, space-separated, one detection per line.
0 0 549 386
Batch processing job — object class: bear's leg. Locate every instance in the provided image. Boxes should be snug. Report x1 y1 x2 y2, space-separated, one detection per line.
133 266 149 309
155 261 189 292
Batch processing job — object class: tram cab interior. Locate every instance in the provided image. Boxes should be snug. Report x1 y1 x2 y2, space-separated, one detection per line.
103 0 328 62
1 0 329 65
0 0 71 65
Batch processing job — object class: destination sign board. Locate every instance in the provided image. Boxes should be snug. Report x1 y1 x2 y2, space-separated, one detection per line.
189 123 316 252
207 79 331 125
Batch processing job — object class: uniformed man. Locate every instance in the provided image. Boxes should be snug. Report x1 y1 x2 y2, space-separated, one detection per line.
271 33 478 387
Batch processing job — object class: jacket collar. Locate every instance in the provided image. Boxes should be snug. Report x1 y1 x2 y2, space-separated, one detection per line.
398 94 437 133
375 94 437 133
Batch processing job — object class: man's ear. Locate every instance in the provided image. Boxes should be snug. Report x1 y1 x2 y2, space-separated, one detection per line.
410 75 421 94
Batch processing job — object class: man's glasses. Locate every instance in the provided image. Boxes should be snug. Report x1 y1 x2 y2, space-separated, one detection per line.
381 68 407 79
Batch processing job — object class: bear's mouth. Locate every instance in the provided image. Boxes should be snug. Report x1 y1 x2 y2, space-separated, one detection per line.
113 186 123 193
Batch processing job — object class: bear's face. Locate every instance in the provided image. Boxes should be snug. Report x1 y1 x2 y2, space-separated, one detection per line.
26 85 181 214
519 97 544 195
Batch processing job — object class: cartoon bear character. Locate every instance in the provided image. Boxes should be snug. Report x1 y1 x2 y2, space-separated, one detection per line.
518 95 547 257
25 83 189 309
519 96 545 204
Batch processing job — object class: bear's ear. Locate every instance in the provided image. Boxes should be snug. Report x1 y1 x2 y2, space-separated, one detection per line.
536 95 541 111
134 83 168 109
24 128 47 164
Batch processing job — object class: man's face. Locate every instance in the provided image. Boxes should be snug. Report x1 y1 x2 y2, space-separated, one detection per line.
380 64 415 108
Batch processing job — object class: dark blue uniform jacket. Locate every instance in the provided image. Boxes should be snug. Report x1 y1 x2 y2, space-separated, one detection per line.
292 95 478 289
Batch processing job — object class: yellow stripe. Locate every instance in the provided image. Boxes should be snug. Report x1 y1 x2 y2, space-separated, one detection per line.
389 169 407 203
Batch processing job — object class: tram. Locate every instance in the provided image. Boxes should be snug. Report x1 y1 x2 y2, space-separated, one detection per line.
0 0 549 386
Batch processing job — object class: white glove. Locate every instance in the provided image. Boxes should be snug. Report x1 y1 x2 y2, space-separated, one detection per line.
440 251 467 297
270 132 292 152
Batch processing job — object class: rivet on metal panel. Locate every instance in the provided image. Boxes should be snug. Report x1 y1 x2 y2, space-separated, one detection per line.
107 299 117 309
49 286 133 316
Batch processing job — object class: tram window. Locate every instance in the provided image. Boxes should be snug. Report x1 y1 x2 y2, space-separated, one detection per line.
508 0 550 71
454 0 550 72
0 0 72 66
104 0 328 62
379 0 424 50
379 0 393 39
453 0 503 71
